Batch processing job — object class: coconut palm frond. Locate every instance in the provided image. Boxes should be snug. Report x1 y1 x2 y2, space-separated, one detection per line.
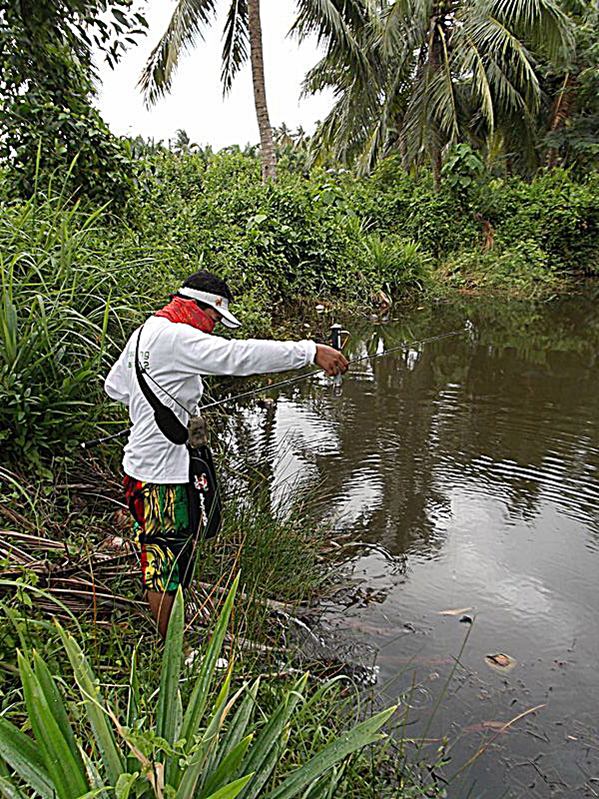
138 0 218 106
290 0 370 76
489 0 574 60
436 21 460 143
402 65 436 165
302 49 353 94
356 116 388 175
458 37 496 132
462 12 541 110
486 58 529 114
499 105 539 171
382 0 431 54
361 42 425 169
221 0 249 95
356 78 405 174
291 0 369 41
313 74 376 164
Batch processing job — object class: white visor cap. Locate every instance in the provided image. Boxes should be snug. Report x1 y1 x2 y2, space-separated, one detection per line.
178 287 242 329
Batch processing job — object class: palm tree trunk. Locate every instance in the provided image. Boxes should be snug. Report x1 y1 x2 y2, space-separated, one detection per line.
248 0 276 181
431 145 442 190
428 14 443 190
545 73 575 169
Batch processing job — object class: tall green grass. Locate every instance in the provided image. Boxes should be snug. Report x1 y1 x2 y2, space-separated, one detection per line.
1 196 109 464
0 192 176 467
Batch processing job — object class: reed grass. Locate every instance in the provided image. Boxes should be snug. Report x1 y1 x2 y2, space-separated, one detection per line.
0 190 183 468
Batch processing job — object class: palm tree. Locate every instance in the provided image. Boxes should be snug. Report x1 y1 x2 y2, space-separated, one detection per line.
139 0 277 181
172 128 200 154
301 0 574 182
138 0 370 183
540 0 599 170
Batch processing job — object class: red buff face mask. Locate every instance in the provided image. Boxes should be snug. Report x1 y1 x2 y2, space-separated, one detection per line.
155 297 216 333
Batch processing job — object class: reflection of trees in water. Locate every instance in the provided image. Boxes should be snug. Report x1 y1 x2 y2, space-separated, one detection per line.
345 297 599 539
444 341 599 534
343 294 599 370
226 296 599 553
245 345 454 557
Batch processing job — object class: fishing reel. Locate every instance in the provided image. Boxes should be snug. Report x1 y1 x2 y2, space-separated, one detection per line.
330 323 350 397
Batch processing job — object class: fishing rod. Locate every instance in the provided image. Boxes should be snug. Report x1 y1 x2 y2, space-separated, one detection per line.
81 323 470 449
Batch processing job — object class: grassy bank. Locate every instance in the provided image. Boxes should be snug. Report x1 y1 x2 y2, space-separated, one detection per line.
0 460 447 798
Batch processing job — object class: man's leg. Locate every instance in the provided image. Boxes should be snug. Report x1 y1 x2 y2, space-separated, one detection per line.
124 477 188 640
146 590 175 639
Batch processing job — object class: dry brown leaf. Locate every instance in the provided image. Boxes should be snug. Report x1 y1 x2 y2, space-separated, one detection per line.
485 653 517 672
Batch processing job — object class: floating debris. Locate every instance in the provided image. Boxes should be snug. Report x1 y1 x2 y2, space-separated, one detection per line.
459 614 473 624
464 720 512 735
438 606 473 616
485 653 517 672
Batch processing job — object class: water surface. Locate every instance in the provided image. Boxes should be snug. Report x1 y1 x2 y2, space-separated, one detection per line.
229 295 599 798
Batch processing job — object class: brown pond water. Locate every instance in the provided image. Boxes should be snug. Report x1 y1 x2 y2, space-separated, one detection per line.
228 294 599 798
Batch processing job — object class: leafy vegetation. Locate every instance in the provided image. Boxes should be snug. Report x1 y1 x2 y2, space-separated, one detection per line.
0 0 146 204
0 577 398 799
1 151 598 465
540 1 599 172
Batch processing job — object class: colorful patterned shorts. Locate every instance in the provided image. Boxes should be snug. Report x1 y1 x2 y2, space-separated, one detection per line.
123 476 197 593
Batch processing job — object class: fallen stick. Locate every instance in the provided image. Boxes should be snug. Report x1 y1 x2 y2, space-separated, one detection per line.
452 704 547 778
196 580 296 614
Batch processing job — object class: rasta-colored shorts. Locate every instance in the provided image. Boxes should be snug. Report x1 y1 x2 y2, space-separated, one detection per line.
123 476 197 594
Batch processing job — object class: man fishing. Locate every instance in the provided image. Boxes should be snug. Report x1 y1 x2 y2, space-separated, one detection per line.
104 270 348 637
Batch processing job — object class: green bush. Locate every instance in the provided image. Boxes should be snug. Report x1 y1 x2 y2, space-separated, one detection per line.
481 169 599 274
357 233 433 293
127 154 378 309
0 577 396 799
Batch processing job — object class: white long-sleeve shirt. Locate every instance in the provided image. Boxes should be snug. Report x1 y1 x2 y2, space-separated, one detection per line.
104 316 317 483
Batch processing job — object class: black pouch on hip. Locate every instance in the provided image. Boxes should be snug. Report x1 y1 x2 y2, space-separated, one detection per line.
187 442 222 540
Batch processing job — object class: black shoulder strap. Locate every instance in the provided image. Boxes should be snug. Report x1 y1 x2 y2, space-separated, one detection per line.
134 327 189 446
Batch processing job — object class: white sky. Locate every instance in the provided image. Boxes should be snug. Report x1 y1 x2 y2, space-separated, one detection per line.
95 0 334 149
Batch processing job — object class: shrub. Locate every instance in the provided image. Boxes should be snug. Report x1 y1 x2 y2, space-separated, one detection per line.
357 233 433 294
481 169 599 274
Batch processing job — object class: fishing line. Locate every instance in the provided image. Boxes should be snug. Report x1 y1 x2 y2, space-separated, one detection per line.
82 325 469 449
202 326 467 410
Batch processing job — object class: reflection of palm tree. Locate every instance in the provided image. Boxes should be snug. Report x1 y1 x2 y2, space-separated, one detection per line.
284 346 452 556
